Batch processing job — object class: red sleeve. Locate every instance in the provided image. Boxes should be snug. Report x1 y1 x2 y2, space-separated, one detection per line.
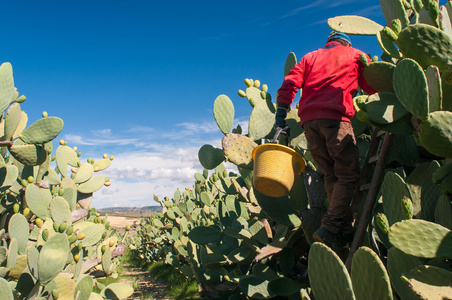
357 53 377 95
276 59 305 107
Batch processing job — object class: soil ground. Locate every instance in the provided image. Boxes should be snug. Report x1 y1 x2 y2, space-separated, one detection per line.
107 216 172 299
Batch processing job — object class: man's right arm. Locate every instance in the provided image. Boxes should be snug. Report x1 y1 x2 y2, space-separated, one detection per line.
276 61 305 108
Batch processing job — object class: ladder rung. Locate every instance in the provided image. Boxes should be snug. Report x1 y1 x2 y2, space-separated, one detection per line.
368 155 379 163
360 183 372 191
376 130 386 138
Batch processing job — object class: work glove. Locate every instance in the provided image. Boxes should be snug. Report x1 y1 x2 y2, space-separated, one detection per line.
275 103 290 136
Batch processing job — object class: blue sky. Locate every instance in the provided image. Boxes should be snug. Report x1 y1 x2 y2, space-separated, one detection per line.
1 0 386 208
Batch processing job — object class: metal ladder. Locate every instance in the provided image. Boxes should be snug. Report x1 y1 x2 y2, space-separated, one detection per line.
345 128 394 271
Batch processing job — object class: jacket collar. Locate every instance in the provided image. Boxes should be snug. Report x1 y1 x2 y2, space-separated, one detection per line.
324 41 343 49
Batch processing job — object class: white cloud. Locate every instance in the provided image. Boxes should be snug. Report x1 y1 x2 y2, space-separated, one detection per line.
63 117 252 208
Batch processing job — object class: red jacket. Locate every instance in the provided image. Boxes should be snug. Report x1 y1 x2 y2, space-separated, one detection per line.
277 41 376 125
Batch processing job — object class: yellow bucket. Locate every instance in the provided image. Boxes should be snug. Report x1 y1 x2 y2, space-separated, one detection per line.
252 143 306 198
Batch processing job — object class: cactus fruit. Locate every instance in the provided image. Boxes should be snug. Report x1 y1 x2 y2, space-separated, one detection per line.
383 26 399 41
238 90 246 98
376 213 390 234
401 197 413 219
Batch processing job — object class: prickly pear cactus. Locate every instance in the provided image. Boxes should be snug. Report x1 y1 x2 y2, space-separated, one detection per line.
0 62 133 299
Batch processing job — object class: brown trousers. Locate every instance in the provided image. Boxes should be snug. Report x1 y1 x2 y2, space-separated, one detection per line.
303 119 360 234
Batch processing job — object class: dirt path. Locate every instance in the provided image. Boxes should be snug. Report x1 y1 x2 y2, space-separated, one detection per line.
106 216 172 299
121 264 171 300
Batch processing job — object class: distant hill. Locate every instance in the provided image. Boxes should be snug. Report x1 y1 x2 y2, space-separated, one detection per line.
97 206 162 217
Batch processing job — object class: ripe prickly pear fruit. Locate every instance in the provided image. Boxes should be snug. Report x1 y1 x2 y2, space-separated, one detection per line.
35 218 43 228
360 53 370 67
238 89 246 98
59 221 67 233
42 111 48 118
401 197 413 219
71 167 77 173
42 229 49 241
254 80 261 88
376 213 389 234
110 155 114 160
125 225 130 231
21 179 28 187
78 233 86 240
13 203 20 213
74 254 79 263
23 207 30 216
103 153 108 159
109 240 115 247
224 275 231 282
95 213 100 217
244 78 252 87
101 245 106 254
52 289 59 299
59 140 65 145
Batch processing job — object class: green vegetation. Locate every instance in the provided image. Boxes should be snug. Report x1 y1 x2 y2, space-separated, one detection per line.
129 0 452 299
0 62 134 298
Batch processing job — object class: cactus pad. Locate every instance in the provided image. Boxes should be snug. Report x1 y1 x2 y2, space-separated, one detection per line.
387 247 423 300
388 219 452 259
19 117 64 144
38 233 69 285
362 62 396 93
351 247 393 300
381 172 411 225
284 52 297 77
222 133 257 169
213 94 234 135
198 144 224 170
380 0 410 28
419 111 452 158
327 15 384 35
9 144 47 166
397 24 452 71
308 242 355 300
376 30 403 59
364 92 408 124
404 265 452 299
425 65 442 113
248 97 276 140
393 58 429 121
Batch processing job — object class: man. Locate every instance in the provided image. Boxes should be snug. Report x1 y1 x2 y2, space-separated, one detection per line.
275 32 375 252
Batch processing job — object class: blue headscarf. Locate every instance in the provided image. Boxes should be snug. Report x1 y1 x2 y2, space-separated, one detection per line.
327 31 352 46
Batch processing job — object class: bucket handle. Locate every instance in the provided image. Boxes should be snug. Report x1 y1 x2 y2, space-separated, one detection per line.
272 126 291 146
